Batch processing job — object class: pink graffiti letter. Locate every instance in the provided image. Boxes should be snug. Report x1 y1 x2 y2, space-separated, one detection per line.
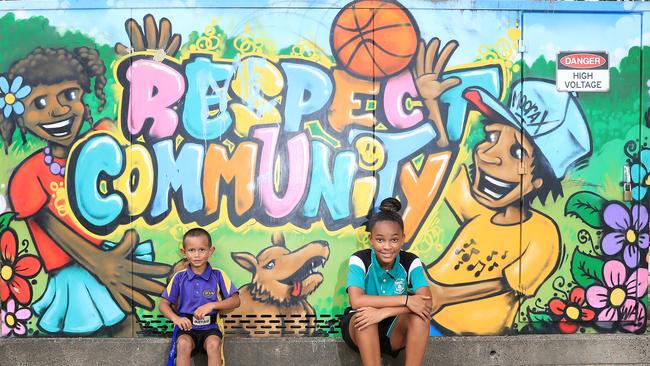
127 60 185 139
383 70 423 129
254 126 309 218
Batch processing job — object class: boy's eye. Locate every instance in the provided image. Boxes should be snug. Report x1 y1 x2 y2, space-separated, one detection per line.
487 131 498 143
510 143 526 159
263 260 275 269
64 89 78 101
34 97 47 110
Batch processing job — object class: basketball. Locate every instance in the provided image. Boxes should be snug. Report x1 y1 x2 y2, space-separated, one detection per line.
330 0 419 79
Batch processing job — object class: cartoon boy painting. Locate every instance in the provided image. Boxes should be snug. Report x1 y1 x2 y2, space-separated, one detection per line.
426 78 592 335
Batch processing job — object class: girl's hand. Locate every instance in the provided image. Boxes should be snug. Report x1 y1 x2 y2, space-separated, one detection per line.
115 14 182 56
406 294 433 321
353 307 387 331
193 303 215 320
95 229 171 312
173 316 193 332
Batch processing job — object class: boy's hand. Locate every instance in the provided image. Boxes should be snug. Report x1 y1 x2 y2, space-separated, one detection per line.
193 303 216 320
173 316 192 331
406 294 433 321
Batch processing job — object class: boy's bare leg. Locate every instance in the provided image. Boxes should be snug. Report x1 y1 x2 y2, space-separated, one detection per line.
176 334 194 366
204 335 222 366
349 315 381 366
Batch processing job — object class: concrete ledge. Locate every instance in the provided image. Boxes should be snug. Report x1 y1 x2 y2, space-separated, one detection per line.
2 334 650 365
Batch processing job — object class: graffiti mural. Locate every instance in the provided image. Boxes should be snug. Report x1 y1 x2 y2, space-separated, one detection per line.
0 0 647 338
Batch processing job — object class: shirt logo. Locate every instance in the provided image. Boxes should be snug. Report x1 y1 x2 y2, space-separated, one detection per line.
203 289 216 298
394 278 405 294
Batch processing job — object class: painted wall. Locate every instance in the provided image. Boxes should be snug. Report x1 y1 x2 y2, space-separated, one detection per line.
0 0 648 338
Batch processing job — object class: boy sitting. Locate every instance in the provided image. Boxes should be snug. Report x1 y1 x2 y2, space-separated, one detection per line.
160 228 241 366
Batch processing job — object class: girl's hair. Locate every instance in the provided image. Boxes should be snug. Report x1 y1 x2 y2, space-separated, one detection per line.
367 197 404 233
2 47 107 148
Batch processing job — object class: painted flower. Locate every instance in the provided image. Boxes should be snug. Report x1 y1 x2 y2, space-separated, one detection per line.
1 298 32 336
0 228 41 304
631 148 650 201
601 202 649 268
0 75 31 118
548 287 595 333
586 260 647 332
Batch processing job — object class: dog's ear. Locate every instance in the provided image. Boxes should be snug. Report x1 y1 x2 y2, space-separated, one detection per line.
231 252 257 273
271 232 285 247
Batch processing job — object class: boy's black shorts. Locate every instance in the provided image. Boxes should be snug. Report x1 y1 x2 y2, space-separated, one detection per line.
339 307 403 358
177 328 223 354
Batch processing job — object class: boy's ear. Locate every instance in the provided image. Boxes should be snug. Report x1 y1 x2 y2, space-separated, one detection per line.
231 252 257 273
533 177 543 189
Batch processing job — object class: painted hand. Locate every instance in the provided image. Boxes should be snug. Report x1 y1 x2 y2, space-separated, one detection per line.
97 229 171 313
115 14 182 56
413 37 461 148
353 307 386 331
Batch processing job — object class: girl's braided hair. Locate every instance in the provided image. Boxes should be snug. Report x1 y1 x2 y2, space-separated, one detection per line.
1 46 107 149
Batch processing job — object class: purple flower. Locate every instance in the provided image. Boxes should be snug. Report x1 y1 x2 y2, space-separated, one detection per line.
601 202 649 268
1 298 32 336
586 260 647 332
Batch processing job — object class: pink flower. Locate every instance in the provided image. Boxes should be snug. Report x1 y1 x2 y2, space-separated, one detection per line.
1 298 32 336
586 260 647 332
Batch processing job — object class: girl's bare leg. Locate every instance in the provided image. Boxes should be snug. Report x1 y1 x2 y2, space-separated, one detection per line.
349 315 381 366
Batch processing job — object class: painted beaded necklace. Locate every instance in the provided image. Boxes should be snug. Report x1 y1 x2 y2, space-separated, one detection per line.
43 147 65 177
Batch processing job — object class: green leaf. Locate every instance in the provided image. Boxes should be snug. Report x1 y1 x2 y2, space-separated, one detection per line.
528 311 553 332
571 249 605 287
564 192 606 229
0 212 15 232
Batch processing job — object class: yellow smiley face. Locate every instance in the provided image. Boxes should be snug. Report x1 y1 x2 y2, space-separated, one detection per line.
355 136 385 171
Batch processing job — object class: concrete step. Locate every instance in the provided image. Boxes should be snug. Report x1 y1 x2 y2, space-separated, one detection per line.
2 334 649 365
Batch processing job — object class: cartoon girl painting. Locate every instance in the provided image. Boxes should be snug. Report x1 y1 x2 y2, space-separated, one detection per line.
0 16 179 335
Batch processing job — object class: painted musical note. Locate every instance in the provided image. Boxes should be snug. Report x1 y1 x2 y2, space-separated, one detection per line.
461 248 479 262
486 250 498 261
501 251 508 259
488 262 499 271
467 260 486 277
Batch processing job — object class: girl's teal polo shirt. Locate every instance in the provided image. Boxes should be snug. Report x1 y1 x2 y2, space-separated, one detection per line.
346 249 428 296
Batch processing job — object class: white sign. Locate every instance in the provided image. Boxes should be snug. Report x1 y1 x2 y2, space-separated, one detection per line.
556 51 609 92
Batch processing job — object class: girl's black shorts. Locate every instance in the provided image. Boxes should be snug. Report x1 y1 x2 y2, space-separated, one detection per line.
339 307 403 358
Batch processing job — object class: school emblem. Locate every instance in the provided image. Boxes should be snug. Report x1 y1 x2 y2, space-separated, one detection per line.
394 278 405 294
203 289 216 298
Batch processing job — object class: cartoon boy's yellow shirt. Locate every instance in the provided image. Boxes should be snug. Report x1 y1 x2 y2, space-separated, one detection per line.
428 165 559 335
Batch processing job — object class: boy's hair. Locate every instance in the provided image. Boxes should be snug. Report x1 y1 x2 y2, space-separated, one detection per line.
182 227 212 248
367 197 404 233
528 142 563 205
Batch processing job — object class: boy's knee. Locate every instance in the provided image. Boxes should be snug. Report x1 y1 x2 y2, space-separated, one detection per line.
177 336 194 355
204 336 221 353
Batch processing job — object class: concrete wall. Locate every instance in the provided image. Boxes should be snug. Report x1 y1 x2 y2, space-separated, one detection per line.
0 0 649 344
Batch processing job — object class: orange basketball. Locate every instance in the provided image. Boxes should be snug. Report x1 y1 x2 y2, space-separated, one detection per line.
330 0 419 79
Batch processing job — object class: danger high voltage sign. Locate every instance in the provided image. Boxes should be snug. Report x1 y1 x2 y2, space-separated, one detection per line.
556 51 609 92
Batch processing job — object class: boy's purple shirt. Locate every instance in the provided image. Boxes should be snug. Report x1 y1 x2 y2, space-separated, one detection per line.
162 263 238 330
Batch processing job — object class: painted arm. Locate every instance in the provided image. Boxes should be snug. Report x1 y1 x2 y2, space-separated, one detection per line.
413 38 461 148
429 278 507 314
35 210 171 313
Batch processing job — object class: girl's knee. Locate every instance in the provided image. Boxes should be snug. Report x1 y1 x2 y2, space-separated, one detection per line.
407 314 429 328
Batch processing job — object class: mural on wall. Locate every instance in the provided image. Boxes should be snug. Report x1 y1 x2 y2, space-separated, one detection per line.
0 0 647 337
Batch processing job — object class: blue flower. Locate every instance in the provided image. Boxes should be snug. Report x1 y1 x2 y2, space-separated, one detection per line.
630 148 650 201
0 76 31 118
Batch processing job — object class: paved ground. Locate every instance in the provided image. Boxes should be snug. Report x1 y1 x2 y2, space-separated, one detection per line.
2 334 650 365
